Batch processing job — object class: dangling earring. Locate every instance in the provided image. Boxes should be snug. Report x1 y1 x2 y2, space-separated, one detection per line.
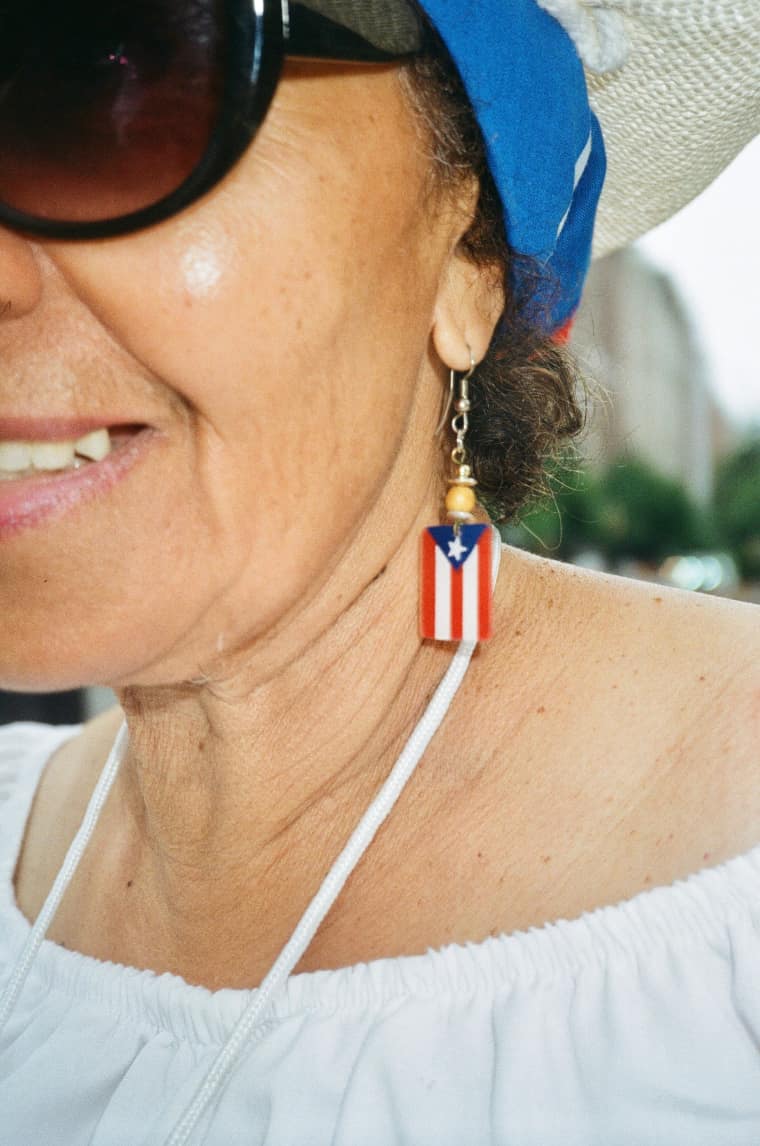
419 347 494 642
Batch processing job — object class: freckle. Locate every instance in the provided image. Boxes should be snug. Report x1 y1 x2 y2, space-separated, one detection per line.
198 739 206 751
542 855 551 864
611 683 618 689
703 852 711 861
605 795 613 803
668 832 674 840
698 675 705 682
654 597 663 603
126 880 133 888
644 874 652 884
515 629 522 637
629 829 637 837
477 851 484 859
536 705 546 714
547 598 554 607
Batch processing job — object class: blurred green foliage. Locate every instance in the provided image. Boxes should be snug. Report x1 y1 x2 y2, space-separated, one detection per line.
713 437 760 579
504 434 760 577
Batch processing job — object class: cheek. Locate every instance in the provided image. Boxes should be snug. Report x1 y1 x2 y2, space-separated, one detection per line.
16 77 440 685
178 234 226 298
50 113 435 527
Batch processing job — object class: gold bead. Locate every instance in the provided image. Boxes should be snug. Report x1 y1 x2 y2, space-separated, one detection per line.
445 485 477 514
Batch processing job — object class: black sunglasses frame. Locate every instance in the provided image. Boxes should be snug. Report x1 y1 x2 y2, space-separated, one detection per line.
0 0 426 241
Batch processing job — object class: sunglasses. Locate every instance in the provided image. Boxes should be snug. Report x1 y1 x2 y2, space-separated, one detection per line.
0 0 426 240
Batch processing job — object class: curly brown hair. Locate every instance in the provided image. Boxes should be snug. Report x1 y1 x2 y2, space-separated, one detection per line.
399 27 592 524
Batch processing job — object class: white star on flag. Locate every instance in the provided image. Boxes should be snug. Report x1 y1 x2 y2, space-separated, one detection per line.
447 536 468 561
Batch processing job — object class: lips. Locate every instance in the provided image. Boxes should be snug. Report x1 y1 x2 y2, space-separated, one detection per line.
0 424 157 540
0 416 146 441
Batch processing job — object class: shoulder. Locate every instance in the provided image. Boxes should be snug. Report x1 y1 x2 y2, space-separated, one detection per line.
468 545 759 893
13 706 123 922
488 544 759 744
0 720 86 906
0 720 77 803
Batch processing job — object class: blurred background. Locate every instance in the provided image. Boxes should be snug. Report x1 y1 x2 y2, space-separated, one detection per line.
2 140 759 727
504 137 760 600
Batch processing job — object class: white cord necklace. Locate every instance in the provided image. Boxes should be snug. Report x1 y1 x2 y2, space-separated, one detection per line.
0 531 502 1145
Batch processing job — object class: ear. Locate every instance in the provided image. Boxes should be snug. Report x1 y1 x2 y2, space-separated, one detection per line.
431 189 505 372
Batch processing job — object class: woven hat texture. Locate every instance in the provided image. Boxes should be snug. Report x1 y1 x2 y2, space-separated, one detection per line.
541 0 760 256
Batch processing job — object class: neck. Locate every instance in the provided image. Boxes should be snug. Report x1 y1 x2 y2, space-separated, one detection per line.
102 502 492 985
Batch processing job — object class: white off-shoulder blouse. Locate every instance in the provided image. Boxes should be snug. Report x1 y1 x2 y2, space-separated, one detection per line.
1 720 760 1145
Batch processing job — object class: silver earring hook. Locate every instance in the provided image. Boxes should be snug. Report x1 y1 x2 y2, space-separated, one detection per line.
433 345 476 438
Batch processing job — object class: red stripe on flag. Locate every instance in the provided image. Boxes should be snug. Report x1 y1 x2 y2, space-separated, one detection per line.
420 529 437 638
451 563 463 640
478 527 493 639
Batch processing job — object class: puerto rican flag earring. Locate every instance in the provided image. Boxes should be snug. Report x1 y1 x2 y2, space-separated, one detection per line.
420 349 494 642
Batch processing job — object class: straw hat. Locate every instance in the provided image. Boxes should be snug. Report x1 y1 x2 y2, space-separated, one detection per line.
538 0 760 256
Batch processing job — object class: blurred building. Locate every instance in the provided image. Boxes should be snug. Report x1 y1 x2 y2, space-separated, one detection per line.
571 248 739 503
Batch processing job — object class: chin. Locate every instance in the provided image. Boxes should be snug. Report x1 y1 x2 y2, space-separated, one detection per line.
0 630 143 696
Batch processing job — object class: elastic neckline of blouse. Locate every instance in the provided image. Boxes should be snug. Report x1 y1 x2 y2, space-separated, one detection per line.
1 723 759 1048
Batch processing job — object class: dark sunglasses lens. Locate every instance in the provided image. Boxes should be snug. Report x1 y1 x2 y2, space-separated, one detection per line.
0 0 227 225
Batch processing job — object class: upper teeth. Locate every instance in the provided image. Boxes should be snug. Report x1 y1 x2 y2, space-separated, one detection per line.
0 428 112 473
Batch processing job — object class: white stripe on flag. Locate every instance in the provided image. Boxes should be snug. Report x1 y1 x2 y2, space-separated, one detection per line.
462 543 479 640
434 544 451 640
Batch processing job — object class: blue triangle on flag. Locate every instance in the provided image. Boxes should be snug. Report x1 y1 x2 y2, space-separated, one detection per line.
426 524 489 570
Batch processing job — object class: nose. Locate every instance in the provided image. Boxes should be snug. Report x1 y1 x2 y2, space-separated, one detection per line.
0 224 44 320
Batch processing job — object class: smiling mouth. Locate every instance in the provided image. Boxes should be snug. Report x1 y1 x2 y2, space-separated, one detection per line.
0 422 157 540
0 424 146 480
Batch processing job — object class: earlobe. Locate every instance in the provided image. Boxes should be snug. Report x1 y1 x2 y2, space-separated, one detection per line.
431 247 505 372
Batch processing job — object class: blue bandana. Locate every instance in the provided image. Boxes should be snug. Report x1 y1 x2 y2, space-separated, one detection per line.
418 0 606 331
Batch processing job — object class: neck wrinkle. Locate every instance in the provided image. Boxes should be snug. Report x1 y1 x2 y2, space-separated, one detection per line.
110 507 463 920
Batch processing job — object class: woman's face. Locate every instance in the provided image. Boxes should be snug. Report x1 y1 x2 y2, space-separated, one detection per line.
0 62 476 691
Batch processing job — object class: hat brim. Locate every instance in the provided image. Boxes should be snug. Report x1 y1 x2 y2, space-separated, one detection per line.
586 0 760 258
